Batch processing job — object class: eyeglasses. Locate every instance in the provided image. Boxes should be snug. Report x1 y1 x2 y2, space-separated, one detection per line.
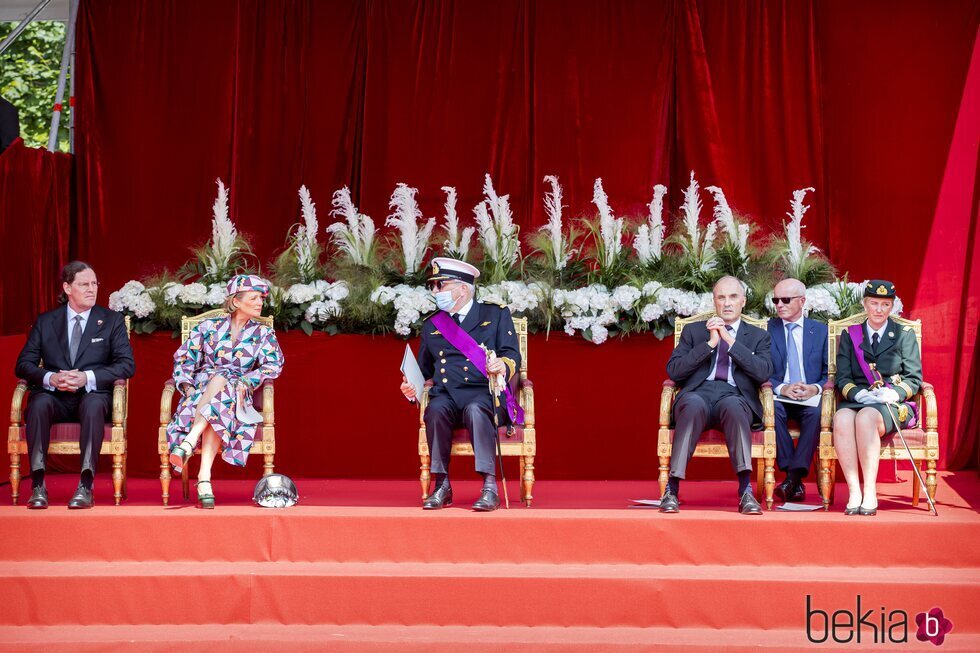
772 296 802 305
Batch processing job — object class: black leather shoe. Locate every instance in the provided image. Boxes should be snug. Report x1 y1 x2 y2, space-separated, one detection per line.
659 490 680 513
67 485 94 509
27 485 48 510
738 491 763 515
422 484 453 510
786 481 806 503
774 477 793 501
472 488 500 512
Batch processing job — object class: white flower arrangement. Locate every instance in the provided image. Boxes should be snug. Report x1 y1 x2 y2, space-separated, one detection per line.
205 179 238 276
553 284 621 344
477 281 546 315
386 183 435 276
370 284 436 336
679 171 717 273
592 178 625 271
440 186 474 260
705 184 749 258
474 173 521 280
327 186 376 266
784 187 818 273
635 184 667 265
286 185 322 284
108 281 155 318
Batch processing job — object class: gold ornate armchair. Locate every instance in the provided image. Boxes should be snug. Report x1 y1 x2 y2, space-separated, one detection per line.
157 309 277 505
417 317 536 506
8 317 131 506
657 311 777 508
817 312 938 509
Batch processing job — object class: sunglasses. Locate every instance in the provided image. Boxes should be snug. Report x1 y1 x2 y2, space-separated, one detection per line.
428 280 461 291
772 296 802 305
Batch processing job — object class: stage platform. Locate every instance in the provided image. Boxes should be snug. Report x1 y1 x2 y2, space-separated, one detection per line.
1 475 979 651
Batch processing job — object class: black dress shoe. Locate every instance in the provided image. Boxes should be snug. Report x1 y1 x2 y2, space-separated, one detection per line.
659 490 680 513
422 484 453 510
774 477 792 501
472 488 500 512
27 485 48 510
738 491 763 515
67 485 94 509
786 481 806 503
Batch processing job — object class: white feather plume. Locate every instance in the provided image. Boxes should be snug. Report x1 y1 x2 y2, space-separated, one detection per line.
635 183 667 264
206 178 239 276
477 174 521 268
705 185 747 256
295 185 320 273
327 186 375 266
681 171 702 254
784 187 818 268
592 177 624 268
440 185 474 259
386 183 435 275
540 174 573 270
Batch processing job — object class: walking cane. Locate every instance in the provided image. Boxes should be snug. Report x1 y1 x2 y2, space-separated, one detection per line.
884 402 939 516
484 346 510 509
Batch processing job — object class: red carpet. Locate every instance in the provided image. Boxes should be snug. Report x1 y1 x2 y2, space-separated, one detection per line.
1 475 979 651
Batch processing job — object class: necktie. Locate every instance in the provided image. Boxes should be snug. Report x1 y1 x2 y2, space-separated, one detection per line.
872 332 880 355
786 323 803 383
713 326 735 382
454 313 463 325
69 315 83 366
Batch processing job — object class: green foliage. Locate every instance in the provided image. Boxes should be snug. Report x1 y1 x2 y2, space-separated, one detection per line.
0 21 69 151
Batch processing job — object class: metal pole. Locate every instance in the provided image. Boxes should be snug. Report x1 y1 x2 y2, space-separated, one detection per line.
47 0 79 152
885 402 939 516
0 0 52 57
68 0 76 152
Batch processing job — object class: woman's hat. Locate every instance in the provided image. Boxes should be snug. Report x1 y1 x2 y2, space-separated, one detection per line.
225 274 270 297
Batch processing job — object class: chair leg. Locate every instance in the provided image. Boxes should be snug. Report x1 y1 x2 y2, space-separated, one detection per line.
420 454 430 500
522 455 535 507
159 453 171 506
263 453 274 477
182 455 191 501
755 459 764 498
10 453 21 506
122 452 128 501
926 460 938 504
764 457 775 510
658 456 670 498
830 465 837 504
911 460 922 507
112 453 124 506
519 456 526 503
819 458 833 511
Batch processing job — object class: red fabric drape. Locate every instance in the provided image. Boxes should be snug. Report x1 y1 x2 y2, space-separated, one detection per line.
1 0 976 474
0 139 72 335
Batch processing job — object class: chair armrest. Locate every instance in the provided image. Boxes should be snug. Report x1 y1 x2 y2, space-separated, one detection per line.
820 374 837 430
520 379 535 428
112 380 127 429
759 383 775 430
260 380 275 425
9 380 28 429
659 381 676 429
919 381 938 432
159 379 177 427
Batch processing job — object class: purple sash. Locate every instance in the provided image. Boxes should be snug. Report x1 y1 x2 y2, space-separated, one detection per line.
846 324 917 428
431 311 524 424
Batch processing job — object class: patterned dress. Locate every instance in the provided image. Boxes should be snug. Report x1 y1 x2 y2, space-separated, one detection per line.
166 317 284 466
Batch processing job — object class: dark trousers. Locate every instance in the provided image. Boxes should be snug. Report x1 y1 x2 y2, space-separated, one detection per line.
670 380 754 479
424 392 497 476
774 400 821 476
25 390 112 475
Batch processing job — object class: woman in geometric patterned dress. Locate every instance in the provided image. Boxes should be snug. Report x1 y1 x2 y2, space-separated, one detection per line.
166 275 284 508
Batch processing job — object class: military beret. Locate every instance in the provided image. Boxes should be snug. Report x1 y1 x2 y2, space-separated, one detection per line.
864 280 896 299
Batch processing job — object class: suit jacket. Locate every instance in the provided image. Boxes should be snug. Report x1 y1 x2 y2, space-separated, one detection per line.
15 304 136 393
666 319 773 426
766 317 828 391
418 300 521 424
0 97 18 155
836 317 922 404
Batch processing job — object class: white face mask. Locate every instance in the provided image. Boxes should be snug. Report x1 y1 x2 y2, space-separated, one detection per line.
434 290 456 312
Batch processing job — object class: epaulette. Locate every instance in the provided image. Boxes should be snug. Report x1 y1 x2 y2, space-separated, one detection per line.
903 325 913 331
479 298 508 308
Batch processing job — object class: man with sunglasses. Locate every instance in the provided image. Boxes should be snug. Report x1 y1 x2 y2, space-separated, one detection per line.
766 278 828 502
400 257 521 511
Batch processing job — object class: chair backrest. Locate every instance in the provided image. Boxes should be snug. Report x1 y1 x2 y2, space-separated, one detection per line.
827 311 922 377
513 316 529 381
181 308 274 342
673 311 767 346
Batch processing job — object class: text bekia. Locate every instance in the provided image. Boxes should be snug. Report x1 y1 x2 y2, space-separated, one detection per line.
806 595 908 645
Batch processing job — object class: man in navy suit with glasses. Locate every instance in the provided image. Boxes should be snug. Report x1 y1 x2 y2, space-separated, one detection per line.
766 278 828 502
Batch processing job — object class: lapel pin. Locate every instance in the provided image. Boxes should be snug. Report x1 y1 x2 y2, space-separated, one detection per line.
888 332 894 338
97 319 104 326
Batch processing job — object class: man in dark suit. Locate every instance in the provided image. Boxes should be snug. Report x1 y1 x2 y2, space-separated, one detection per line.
767 278 828 502
15 261 135 509
400 257 522 512
0 96 19 155
660 276 773 515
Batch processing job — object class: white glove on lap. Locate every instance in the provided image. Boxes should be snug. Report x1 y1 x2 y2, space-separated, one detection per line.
854 389 879 405
876 387 901 405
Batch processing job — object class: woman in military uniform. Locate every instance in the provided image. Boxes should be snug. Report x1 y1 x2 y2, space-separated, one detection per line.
832 280 922 516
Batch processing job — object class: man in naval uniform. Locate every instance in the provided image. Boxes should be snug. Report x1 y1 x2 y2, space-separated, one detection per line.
400 257 522 512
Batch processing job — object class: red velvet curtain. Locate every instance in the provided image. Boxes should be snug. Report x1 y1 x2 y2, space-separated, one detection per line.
2 0 976 474
0 139 72 335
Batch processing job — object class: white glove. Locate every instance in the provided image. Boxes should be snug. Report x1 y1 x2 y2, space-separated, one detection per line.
854 389 879 405
876 387 901 405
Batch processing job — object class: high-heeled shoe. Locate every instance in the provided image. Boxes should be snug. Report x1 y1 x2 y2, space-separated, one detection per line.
169 443 193 474
843 505 862 516
859 505 878 516
196 480 215 509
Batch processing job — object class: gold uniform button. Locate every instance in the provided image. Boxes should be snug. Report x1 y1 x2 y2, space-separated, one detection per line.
463 366 469 371
442 378 448 384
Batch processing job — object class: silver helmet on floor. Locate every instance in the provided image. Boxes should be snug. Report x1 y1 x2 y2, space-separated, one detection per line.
253 474 298 508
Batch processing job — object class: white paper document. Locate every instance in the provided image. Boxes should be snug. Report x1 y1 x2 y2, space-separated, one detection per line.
774 394 821 407
400 344 425 402
775 502 823 511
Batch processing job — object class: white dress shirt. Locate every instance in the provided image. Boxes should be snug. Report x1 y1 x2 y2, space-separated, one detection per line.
43 306 98 392
866 321 887 345
452 298 474 322
708 319 740 387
